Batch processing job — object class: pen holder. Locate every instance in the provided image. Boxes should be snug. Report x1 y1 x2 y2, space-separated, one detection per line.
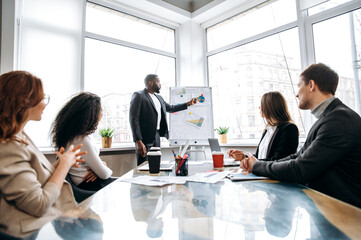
175 156 188 176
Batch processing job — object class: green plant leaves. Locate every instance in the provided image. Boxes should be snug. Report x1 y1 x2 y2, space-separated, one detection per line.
215 126 229 134
99 128 115 137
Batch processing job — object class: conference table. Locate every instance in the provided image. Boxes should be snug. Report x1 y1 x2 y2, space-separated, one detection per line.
35 161 361 240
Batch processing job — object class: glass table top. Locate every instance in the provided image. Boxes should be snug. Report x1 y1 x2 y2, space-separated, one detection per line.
34 162 361 240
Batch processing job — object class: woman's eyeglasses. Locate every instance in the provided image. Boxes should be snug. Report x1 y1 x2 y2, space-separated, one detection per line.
43 95 50 105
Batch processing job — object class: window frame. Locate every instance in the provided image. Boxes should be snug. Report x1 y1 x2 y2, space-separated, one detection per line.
80 0 179 145
81 0 179 90
205 0 361 140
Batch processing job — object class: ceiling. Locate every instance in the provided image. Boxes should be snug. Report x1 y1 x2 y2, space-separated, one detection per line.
161 0 215 12
111 0 261 25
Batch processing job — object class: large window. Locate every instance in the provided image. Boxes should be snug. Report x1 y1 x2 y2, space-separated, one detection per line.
207 0 361 142
86 3 174 53
308 0 353 15
20 0 83 147
208 28 303 140
84 2 176 144
207 0 296 51
17 1 176 147
207 0 304 141
84 38 175 143
313 9 361 113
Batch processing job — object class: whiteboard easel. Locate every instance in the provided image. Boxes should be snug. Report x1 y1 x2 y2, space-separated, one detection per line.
177 140 207 160
169 87 214 146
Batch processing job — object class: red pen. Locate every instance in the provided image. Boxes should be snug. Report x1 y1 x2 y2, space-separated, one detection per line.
176 154 187 174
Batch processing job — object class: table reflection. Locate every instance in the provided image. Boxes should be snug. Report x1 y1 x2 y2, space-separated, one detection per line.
51 207 103 240
242 181 349 239
34 164 360 240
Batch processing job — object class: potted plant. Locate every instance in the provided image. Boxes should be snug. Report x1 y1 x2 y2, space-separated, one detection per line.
99 128 115 148
215 126 229 143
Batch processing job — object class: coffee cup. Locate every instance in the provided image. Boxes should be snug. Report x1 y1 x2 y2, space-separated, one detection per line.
212 151 224 168
149 147 161 152
147 151 162 174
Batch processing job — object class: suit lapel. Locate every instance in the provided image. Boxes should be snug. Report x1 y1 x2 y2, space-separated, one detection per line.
144 89 157 112
255 130 267 156
155 94 166 114
305 98 339 146
266 126 279 157
23 132 55 173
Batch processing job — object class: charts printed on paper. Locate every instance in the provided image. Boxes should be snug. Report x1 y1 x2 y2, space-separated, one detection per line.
184 111 205 128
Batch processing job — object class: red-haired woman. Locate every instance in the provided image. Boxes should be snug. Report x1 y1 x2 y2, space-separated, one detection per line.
0 71 86 239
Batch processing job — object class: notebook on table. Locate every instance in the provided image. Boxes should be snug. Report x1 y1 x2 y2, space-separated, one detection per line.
208 138 240 167
138 161 175 171
228 172 269 181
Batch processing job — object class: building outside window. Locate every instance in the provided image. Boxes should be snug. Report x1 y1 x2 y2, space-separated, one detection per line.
84 2 176 144
207 0 360 142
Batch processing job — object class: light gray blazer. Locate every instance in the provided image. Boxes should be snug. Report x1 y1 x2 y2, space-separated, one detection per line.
0 133 77 238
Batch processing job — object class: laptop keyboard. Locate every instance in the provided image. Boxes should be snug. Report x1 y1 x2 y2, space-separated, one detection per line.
159 163 174 169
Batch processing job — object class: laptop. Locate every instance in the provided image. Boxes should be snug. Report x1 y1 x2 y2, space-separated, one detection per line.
138 161 175 171
208 138 240 167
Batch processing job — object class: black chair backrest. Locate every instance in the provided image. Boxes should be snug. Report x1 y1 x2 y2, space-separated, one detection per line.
65 174 95 203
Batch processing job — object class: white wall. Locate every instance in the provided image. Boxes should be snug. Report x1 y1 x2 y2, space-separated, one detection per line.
178 21 207 86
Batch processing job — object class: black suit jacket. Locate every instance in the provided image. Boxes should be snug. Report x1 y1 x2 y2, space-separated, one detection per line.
253 98 361 208
254 123 299 161
129 88 188 144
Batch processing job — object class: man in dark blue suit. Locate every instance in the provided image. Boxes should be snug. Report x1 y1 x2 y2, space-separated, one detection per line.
129 74 196 165
240 63 361 208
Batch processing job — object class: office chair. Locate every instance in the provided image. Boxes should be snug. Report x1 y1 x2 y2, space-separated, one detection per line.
65 174 96 203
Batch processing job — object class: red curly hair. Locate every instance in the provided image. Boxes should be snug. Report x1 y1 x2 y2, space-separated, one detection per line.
0 71 44 143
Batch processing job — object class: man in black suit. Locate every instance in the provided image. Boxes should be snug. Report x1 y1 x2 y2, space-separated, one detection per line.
240 63 361 208
130 74 196 165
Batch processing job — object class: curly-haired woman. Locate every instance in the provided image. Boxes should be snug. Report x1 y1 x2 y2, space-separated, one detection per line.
0 71 85 238
51 92 116 192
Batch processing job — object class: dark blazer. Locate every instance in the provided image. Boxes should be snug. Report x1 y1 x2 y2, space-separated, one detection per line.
253 98 361 208
254 122 299 161
129 88 188 144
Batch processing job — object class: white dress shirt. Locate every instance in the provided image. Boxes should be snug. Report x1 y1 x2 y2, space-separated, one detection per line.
149 93 162 130
258 125 277 159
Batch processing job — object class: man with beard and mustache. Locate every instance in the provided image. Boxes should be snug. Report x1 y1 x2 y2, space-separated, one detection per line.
130 74 197 165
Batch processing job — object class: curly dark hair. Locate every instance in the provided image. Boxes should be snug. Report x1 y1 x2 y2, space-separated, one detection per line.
51 92 101 150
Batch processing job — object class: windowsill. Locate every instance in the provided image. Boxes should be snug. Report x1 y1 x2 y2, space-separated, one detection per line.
39 138 306 154
38 143 136 155
38 139 263 154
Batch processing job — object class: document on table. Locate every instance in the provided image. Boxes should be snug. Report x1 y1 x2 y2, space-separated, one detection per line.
121 175 187 186
121 171 231 186
187 171 231 184
228 171 269 181
187 161 209 165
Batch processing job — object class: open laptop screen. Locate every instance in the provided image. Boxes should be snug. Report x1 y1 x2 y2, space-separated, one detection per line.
208 138 221 152
208 138 240 166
